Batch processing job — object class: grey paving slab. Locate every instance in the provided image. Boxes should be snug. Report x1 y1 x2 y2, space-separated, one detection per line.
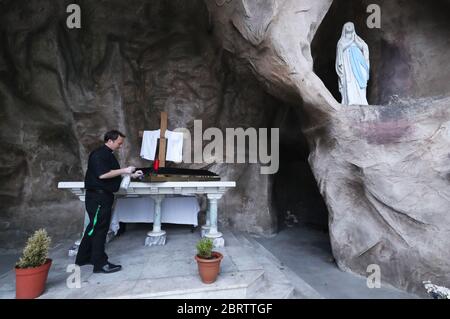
254 223 421 299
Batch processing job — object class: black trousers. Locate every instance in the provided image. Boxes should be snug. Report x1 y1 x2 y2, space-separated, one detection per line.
75 191 114 268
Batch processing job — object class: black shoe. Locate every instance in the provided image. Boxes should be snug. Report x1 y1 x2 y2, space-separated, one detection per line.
93 263 122 274
107 262 122 268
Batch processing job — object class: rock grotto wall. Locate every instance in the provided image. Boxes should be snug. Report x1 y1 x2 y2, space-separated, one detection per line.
1 0 449 296
0 0 289 250
205 0 450 295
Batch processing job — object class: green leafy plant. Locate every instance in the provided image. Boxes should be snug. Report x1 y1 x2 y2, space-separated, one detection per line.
16 229 51 269
196 237 214 259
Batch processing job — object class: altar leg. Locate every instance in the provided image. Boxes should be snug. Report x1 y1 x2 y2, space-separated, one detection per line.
69 196 89 256
145 195 166 246
204 194 224 248
201 200 211 237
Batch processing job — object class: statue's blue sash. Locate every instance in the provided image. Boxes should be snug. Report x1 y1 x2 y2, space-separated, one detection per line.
349 45 369 89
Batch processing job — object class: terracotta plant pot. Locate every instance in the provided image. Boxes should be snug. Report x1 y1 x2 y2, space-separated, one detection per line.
15 258 52 299
195 252 223 284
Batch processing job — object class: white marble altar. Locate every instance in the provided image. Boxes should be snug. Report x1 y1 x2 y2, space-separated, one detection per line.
58 181 236 248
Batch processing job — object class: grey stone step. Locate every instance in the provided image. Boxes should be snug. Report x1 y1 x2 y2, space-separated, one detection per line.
40 269 265 299
227 232 294 299
231 231 323 299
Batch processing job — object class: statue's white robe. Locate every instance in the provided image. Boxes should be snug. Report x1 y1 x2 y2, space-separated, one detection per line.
337 41 370 106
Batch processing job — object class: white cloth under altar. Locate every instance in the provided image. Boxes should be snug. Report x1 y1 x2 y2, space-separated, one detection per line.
110 196 200 234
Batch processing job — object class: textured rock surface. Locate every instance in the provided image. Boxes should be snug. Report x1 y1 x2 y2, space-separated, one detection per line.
206 0 450 295
1 0 449 296
0 0 283 250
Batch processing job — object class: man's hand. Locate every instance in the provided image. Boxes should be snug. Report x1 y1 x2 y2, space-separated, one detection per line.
122 166 136 174
100 166 136 179
131 170 144 179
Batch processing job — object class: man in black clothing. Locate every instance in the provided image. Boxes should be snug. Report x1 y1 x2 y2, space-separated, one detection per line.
75 130 143 274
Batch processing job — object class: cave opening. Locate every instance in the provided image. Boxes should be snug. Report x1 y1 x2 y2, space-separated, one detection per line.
272 105 330 234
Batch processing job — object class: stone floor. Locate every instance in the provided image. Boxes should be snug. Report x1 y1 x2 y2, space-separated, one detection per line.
255 223 421 299
0 225 306 299
0 223 421 299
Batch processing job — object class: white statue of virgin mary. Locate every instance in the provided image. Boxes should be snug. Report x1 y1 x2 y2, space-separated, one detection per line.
336 22 370 105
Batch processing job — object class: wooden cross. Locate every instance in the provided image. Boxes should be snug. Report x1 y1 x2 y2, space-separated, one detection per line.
139 111 168 168
158 111 167 167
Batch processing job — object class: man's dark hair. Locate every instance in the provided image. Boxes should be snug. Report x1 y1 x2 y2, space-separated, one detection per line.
104 130 126 142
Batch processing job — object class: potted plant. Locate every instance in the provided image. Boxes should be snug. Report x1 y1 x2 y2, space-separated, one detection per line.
15 229 52 299
195 237 223 284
